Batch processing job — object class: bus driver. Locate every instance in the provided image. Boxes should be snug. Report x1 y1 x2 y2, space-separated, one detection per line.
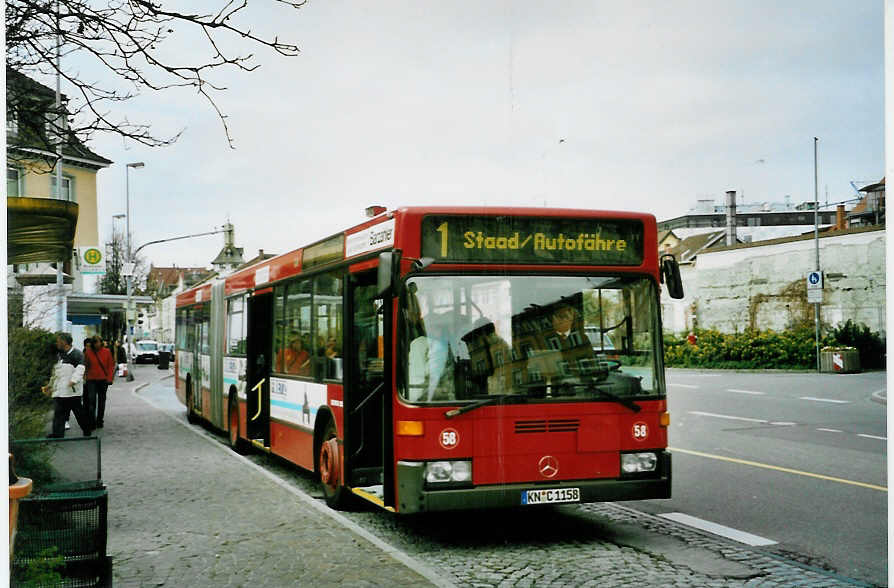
407 287 455 402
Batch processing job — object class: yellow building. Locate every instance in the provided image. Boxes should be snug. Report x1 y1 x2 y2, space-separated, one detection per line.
6 67 146 338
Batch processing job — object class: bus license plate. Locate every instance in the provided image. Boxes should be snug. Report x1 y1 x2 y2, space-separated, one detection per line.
521 487 580 505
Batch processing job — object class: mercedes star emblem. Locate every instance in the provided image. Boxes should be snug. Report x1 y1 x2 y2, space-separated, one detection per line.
538 455 559 478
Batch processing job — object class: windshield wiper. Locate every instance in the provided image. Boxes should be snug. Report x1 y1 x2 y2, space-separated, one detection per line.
444 393 528 419
573 383 641 413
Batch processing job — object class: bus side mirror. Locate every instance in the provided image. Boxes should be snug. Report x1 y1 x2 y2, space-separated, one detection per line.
377 251 401 298
660 254 684 299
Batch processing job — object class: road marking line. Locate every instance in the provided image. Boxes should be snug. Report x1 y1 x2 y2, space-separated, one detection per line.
668 383 700 388
769 422 797 426
857 434 887 441
658 512 777 546
726 389 766 395
670 447 887 492
799 396 850 404
816 428 843 433
689 411 767 424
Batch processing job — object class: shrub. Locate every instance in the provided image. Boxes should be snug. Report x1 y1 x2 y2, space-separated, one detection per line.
828 320 886 369
664 327 835 370
9 327 58 440
14 547 64 586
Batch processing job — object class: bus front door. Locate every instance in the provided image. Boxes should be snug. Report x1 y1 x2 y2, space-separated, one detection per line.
246 291 273 447
346 272 392 505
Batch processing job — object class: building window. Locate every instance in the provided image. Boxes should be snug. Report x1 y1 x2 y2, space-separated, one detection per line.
44 111 67 142
7 168 21 197
51 175 74 202
6 109 18 136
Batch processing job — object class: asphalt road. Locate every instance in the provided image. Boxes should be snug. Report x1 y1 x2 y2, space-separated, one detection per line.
134 364 886 586
628 368 887 586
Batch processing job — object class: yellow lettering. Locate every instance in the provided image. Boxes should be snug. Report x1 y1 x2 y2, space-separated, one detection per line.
463 231 475 249
617 239 627 251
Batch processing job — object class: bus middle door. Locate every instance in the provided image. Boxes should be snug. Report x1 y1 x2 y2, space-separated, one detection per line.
346 271 391 503
246 291 273 447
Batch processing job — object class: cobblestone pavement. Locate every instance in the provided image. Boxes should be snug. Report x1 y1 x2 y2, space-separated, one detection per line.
124 372 878 587
98 374 437 587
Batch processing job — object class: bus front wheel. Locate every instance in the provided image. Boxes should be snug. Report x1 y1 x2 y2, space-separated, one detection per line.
317 418 350 509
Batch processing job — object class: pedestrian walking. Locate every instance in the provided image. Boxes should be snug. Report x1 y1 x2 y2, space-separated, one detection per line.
44 332 92 438
84 336 115 429
115 339 128 377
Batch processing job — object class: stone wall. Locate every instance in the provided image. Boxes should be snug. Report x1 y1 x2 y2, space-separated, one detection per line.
688 228 885 335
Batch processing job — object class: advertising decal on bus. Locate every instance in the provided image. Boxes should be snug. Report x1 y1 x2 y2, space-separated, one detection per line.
255 266 270 287
178 351 193 380
223 357 247 401
346 218 396 258
269 377 327 429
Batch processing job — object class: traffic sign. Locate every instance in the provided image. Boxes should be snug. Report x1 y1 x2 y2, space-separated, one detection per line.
806 271 823 290
807 288 823 304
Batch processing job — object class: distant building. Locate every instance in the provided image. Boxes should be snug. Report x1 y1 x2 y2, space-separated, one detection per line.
144 266 215 343
210 223 245 275
849 178 885 227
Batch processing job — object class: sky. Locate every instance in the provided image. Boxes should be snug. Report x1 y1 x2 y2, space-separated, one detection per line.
82 1 884 269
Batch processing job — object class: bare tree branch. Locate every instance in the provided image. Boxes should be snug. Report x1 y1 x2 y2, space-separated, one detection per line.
6 0 305 150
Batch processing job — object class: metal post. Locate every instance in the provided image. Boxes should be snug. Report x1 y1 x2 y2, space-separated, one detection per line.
813 137 820 372
55 0 64 332
125 162 145 381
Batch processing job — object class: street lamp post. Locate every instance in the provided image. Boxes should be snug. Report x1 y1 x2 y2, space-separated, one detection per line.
125 162 145 381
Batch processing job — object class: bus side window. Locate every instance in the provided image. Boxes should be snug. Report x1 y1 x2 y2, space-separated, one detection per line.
354 283 384 387
314 271 343 381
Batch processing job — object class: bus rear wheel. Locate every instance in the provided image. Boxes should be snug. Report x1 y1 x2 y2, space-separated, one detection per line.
185 385 198 424
228 395 246 454
318 418 350 509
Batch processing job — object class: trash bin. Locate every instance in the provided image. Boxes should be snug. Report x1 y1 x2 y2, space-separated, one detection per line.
9 454 32 561
11 437 111 586
820 347 861 373
157 352 170 370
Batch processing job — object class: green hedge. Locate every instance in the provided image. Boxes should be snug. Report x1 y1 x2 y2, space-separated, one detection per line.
9 327 58 441
827 320 886 369
664 323 885 370
664 327 835 369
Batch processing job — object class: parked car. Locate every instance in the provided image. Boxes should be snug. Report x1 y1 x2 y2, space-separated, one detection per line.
584 327 618 357
131 340 160 364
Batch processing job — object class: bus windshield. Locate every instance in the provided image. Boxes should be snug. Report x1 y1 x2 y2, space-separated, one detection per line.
401 275 662 405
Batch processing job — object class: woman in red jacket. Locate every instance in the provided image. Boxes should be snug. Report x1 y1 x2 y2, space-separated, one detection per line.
84 336 116 428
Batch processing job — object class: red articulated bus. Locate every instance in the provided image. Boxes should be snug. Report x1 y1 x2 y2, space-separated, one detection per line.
174 206 684 513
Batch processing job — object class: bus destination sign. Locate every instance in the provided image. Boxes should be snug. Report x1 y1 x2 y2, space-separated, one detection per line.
420 216 644 265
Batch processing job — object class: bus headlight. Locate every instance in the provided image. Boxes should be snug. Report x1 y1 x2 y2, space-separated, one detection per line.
621 452 658 474
424 460 472 485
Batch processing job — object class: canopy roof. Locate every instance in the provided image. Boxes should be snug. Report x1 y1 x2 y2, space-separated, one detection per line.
7 197 79 264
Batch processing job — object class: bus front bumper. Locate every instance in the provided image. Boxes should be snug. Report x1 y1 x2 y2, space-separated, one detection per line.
395 452 671 514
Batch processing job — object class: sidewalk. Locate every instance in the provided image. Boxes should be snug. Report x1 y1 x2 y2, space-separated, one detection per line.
98 373 436 587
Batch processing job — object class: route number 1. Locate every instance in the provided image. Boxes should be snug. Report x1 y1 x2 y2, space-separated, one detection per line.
436 222 449 257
